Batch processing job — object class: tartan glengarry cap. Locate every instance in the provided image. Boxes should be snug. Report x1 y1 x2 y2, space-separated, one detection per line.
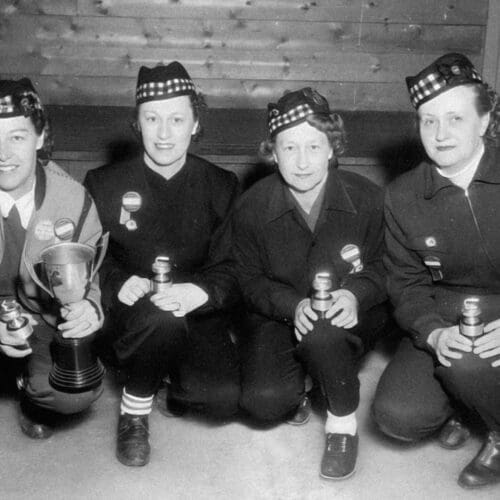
0 78 43 118
406 53 483 109
136 61 196 105
267 87 331 136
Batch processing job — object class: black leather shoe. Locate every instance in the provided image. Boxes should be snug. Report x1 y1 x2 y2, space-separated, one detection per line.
155 384 186 418
438 416 471 450
18 406 54 439
320 433 358 480
458 431 500 489
116 413 150 467
287 395 312 426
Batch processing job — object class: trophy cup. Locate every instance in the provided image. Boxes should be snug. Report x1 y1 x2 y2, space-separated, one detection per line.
29 234 109 393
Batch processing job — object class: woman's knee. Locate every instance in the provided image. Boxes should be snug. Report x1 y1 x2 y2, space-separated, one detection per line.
26 383 103 415
240 382 300 422
372 388 448 441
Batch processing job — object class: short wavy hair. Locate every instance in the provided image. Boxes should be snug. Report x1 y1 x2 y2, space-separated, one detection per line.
6 89 52 165
259 112 347 165
471 83 500 146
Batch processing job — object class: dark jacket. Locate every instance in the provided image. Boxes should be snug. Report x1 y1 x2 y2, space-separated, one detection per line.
385 145 500 347
231 168 386 324
84 153 240 314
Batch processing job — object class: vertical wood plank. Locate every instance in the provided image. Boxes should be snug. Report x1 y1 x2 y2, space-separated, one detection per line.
483 0 500 90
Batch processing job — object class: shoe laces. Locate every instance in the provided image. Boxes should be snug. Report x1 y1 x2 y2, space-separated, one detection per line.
327 434 348 454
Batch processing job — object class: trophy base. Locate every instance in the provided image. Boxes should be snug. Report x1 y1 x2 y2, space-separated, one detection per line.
49 360 105 394
49 336 106 394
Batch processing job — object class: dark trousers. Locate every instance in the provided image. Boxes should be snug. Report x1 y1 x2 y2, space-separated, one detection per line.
1 317 102 416
239 306 386 422
372 337 500 440
111 297 240 418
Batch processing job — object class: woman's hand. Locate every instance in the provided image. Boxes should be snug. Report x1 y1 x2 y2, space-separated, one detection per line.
426 325 472 367
325 289 359 329
117 275 151 306
294 298 318 341
58 300 103 339
150 283 208 317
0 313 35 358
475 319 500 367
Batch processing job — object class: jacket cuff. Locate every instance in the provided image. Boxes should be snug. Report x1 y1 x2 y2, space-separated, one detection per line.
342 278 382 312
410 315 451 349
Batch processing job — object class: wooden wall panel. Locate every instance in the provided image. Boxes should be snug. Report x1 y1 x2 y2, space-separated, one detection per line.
0 0 491 113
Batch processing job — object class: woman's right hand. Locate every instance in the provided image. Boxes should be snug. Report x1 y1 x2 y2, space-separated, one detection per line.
117 275 151 306
426 325 473 367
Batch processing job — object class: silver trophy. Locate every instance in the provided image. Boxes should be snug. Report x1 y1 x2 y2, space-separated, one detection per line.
29 234 109 393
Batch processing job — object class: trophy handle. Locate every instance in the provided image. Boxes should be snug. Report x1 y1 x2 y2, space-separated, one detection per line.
24 258 53 297
90 232 109 281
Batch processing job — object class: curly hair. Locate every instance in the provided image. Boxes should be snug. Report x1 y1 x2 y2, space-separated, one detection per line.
471 83 500 146
8 90 52 164
132 91 207 142
258 112 347 165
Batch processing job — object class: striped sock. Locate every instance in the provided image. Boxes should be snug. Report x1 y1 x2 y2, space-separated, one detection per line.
120 388 154 416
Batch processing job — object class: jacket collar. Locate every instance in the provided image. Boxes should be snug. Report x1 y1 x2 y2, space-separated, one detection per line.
266 167 357 223
423 145 500 199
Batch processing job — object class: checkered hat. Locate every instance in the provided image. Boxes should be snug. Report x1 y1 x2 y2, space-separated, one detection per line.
267 87 331 137
136 61 196 105
406 53 483 109
0 78 43 118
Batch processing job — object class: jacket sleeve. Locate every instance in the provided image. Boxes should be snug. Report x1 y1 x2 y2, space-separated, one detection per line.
188 172 243 314
340 187 387 312
230 203 302 323
384 189 451 347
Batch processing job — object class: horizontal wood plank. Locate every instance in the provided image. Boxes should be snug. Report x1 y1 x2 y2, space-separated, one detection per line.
44 105 419 157
2 45 481 83
1 14 484 54
2 74 415 110
76 0 487 24
2 0 78 16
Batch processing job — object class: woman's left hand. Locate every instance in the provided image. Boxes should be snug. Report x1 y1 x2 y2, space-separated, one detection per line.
475 319 500 367
58 300 103 338
325 289 359 329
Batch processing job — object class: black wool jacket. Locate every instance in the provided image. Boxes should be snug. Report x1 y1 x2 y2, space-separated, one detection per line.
230 167 386 324
385 145 500 347
84 153 240 315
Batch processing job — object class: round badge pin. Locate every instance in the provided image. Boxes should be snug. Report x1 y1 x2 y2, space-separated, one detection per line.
126 219 137 231
122 192 142 213
34 220 55 241
54 218 75 241
425 237 437 247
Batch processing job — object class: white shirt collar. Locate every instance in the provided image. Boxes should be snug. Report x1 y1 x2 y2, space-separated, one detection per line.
436 142 485 190
0 182 36 229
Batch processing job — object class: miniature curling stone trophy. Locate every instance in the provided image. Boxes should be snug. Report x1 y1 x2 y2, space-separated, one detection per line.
458 297 491 370
30 219 109 393
311 272 334 319
151 256 172 293
0 298 32 352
